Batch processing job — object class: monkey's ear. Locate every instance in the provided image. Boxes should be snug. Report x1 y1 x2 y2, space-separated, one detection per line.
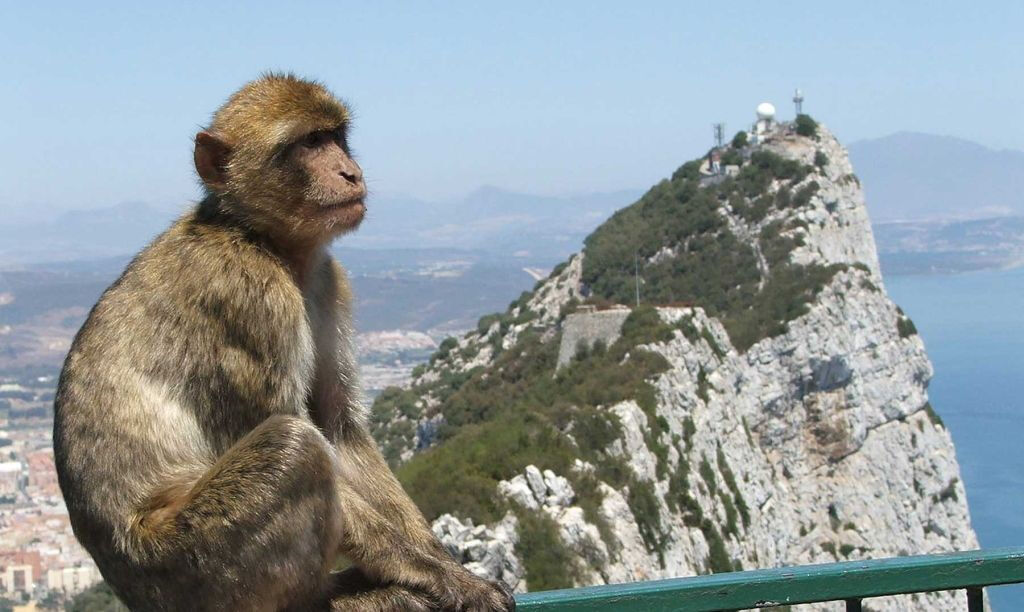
194 131 232 191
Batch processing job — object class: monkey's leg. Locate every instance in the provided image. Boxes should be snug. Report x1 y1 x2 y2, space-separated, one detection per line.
130 414 343 611
319 567 434 612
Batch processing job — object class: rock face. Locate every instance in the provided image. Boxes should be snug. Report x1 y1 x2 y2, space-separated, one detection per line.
398 123 980 609
432 513 525 591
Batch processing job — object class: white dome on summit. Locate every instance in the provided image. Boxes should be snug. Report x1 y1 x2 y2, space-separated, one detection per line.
756 102 776 120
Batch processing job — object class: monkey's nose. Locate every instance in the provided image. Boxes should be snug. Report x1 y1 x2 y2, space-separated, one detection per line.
338 165 363 185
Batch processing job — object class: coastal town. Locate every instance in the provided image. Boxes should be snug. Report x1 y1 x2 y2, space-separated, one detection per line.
0 370 99 607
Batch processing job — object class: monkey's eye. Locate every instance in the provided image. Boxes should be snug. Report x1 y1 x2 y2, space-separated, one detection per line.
301 131 328 148
332 127 348 147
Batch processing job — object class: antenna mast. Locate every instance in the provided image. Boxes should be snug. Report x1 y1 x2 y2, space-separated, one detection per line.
634 252 641 307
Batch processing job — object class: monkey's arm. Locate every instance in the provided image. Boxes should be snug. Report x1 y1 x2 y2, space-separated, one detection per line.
316 261 514 609
336 423 453 557
332 421 515 611
318 260 449 549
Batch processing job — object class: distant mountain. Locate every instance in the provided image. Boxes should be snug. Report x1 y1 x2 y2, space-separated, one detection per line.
0 188 640 267
348 186 641 261
849 132 1024 222
0 201 182 264
7 132 1024 272
874 216 1024 275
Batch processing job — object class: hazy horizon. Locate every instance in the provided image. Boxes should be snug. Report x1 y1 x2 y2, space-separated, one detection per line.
3 130 1022 226
3 2 1023 216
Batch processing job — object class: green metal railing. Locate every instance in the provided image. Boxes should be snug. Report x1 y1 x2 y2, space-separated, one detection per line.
516 547 1024 611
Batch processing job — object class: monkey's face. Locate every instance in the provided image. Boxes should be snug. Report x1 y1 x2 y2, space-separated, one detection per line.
286 127 367 234
195 75 367 246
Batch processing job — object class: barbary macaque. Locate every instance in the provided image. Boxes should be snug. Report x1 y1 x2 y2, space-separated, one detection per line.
54 73 516 612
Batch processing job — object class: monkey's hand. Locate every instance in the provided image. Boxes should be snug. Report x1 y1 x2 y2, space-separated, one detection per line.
431 566 516 612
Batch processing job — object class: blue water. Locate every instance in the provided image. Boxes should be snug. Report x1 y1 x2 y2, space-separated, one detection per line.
886 267 1024 610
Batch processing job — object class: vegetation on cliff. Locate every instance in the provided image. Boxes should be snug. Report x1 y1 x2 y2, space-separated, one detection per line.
581 148 842 351
392 306 683 581
373 133 852 586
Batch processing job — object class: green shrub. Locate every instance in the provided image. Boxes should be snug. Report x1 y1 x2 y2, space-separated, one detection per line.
792 181 819 208
431 336 458 363
721 490 739 536
760 221 802 267
574 472 618 553
677 316 699 342
627 479 668 560
795 113 819 138
721 149 743 166
703 520 734 574
700 328 725 359
731 131 748 148
68 582 128 612
515 508 580 591
897 315 918 338
696 367 710 403
698 455 717 496
717 447 749 528
477 313 502 335
923 402 944 428
934 478 960 503
666 459 690 513
550 261 569 278
814 150 829 168
683 416 697 445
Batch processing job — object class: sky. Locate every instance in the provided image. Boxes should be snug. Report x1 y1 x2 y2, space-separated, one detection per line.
1 1 1022 219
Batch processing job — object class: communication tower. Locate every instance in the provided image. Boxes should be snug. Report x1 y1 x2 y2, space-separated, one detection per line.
793 88 804 115
713 123 725 148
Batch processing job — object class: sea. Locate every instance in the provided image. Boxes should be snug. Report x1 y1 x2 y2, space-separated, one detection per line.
886 266 1024 610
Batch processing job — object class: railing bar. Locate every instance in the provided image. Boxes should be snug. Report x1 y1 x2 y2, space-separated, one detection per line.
845 598 863 612
966 587 984 612
516 547 1024 611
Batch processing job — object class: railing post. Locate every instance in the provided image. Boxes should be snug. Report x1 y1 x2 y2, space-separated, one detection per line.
844 598 863 612
966 587 984 612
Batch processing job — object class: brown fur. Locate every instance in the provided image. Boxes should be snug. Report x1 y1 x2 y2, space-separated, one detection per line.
54 73 515 612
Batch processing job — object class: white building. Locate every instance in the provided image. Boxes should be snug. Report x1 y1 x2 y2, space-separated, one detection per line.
751 101 776 144
0 461 21 497
47 565 99 595
0 564 34 595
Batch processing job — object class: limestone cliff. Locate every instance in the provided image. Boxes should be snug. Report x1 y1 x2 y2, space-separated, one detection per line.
371 120 979 609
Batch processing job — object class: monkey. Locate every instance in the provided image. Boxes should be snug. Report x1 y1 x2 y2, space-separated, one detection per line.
53 73 516 612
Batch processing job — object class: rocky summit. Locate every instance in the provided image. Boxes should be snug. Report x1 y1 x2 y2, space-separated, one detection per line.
371 117 979 609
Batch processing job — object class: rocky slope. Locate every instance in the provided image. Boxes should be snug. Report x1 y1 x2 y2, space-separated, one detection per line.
372 119 979 609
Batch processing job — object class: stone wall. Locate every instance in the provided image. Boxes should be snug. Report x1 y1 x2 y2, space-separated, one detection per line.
555 307 631 369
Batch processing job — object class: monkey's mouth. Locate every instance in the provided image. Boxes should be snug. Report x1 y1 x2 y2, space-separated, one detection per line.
320 198 365 212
